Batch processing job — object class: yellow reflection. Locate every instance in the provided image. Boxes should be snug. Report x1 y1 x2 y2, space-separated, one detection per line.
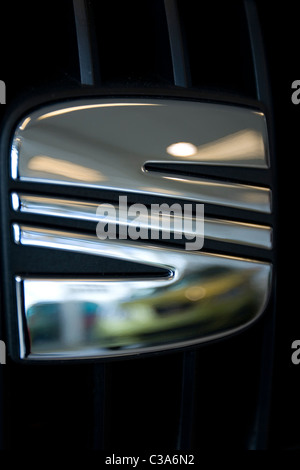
95 269 256 342
166 130 265 162
19 117 31 131
28 156 106 182
185 286 206 301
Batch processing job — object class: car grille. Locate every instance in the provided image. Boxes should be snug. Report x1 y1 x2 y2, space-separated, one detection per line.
0 0 278 451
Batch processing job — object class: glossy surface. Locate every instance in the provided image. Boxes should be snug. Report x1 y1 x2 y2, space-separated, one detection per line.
11 98 271 213
12 193 273 249
13 224 272 359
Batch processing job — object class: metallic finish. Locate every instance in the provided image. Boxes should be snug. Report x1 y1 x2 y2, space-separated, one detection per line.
204 218 272 250
13 225 272 359
12 193 273 249
11 98 271 213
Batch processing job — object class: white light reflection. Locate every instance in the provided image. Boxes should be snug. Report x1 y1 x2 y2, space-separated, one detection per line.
37 103 163 121
165 130 265 163
23 279 168 312
166 142 198 157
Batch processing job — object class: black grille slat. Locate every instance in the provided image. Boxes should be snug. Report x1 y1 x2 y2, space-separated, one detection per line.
0 0 80 104
244 0 273 107
164 0 191 87
73 0 101 86
177 350 196 450
93 364 106 450
104 355 183 449
243 0 276 450
176 0 257 98
92 0 174 87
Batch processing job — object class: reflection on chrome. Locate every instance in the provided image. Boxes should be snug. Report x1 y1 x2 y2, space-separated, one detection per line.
13 224 272 359
156 174 271 213
12 193 272 249
27 156 106 182
166 142 198 157
18 268 270 359
165 130 265 163
11 97 271 212
35 102 163 121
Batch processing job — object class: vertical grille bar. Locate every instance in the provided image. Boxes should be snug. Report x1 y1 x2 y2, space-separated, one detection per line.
164 0 190 87
244 0 272 107
73 0 106 449
248 301 276 449
93 364 106 450
0 369 3 450
244 0 275 449
177 350 196 450
73 0 100 85
0 264 4 449
164 0 196 448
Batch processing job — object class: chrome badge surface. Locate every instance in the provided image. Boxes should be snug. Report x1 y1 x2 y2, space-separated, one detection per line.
9 97 273 360
12 98 271 212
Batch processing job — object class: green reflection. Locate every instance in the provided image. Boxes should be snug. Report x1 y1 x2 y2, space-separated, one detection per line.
26 267 260 353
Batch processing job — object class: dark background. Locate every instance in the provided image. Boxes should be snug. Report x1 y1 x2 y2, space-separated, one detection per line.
258 3 300 449
0 0 297 450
